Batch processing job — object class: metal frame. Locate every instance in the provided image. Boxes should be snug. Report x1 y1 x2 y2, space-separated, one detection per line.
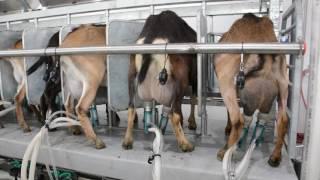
0 0 269 31
0 0 304 149
0 0 312 179
300 0 320 179
280 0 304 160
0 0 280 138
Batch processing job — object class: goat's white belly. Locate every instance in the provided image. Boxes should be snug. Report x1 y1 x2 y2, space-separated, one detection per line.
61 56 84 100
8 58 25 85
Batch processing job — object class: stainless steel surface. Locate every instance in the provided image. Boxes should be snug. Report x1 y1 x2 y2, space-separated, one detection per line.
196 11 207 135
281 23 296 35
0 0 269 31
301 0 320 179
281 3 294 22
0 1 116 23
43 0 112 8
286 0 303 160
269 0 281 36
0 43 303 57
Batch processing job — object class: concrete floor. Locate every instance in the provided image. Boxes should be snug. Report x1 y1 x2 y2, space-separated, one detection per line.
0 105 297 180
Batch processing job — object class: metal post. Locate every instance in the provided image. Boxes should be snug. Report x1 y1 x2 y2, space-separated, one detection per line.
287 0 304 160
269 0 281 37
33 18 38 28
105 20 112 129
6 22 10 30
197 10 208 136
150 5 155 15
66 13 71 25
301 0 320 179
201 0 206 15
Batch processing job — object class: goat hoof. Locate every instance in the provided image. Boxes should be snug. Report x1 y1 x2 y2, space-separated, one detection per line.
23 126 31 133
188 118 197 130
179 142 194 152
95 138 106 149
122 141 133 150
133 113 138 124
70 126 82 135
122 137 133 150
217 148 226 161
268 156 281 167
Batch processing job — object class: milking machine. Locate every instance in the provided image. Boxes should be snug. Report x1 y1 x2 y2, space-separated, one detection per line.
143 101 157 134
222 111 271 180
20 111 81 180
89 104 99 128
143 101 170 135
158 106 170 135
148 125 164 180
142 102 164 180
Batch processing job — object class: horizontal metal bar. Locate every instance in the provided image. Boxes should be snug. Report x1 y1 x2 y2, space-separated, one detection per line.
0 1 116 23
282 3 295 21
0 0 263 24
0 43 303 57
281 23 296 35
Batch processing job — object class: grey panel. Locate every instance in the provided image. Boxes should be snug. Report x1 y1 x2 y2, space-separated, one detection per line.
0 31 22 101
107 21 144 111
24 27 60 105
0 0 26 14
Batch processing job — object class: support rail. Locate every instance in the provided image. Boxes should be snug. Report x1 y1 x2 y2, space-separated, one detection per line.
0 43 303 57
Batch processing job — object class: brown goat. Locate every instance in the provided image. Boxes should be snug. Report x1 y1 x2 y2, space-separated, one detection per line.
0 40 42 132
123 11 197 152
214 13 289 167
60 25 107 149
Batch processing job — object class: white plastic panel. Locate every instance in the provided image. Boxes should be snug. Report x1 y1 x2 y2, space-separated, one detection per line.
107 21 144 111
23 27 60 105
0 31 22 101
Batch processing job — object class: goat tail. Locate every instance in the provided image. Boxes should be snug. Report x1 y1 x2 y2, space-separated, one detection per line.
26 57 45 76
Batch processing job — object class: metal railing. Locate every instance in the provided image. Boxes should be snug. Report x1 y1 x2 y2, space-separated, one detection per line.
0 0 269 31
0 43 303 57
280 0 304 160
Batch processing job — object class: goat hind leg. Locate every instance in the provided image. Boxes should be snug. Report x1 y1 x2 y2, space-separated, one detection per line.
171 100 194 152
29 104 43 124
268 98 288 167
217 87 244 161
64 94 82 135
15 84 30 132
188 95 197 130
122 107 136 149
76 86 105 149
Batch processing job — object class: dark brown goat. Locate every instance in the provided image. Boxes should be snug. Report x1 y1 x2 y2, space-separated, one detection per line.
123 11 197 152
214 13 289 167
